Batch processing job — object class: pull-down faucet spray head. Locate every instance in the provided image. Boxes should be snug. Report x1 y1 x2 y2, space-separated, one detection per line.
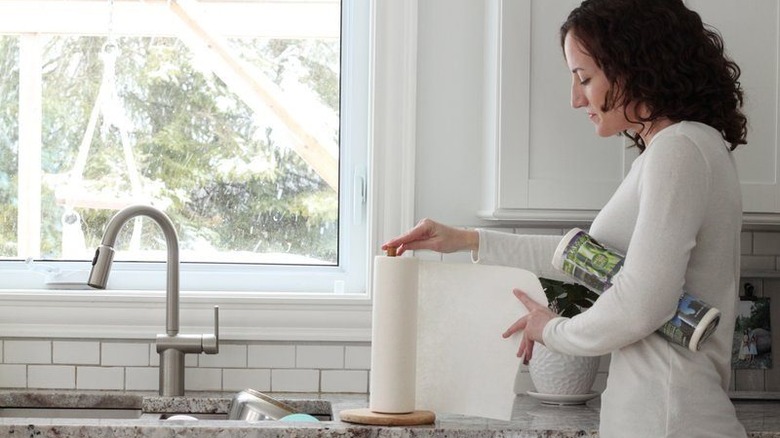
88 244 116 289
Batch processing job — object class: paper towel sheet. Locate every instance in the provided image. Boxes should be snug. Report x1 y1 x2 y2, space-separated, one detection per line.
415 260 547 421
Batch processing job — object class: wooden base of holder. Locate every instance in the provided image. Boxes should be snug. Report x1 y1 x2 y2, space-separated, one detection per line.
339 408 436 426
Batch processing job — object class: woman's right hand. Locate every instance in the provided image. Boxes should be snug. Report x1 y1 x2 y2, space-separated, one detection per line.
381 218 479 257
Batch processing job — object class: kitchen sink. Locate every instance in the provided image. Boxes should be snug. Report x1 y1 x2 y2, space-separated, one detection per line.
0 391 335 423
155 412 228 420
0 407 143 419
148 400 332 421
0 407 329 422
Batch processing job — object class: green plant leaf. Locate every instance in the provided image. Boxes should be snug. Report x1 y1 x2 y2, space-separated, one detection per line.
539 277 598 317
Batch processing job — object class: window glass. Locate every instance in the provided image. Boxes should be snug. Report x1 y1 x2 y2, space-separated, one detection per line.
40 35 339 265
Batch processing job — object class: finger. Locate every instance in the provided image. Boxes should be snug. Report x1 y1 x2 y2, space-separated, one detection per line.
382 240 423 257
396 240 429 253
381 238 406 251
523 336 534 365
383 235 431 256
518 335 533 365
386 223 432 247
516 337 525 359
386 242 421 257
503 316 527 338
516 330 527 357
513 288 543 310
517 335 531 364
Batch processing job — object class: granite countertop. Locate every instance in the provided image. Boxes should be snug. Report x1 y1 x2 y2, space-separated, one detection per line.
0 390 778 437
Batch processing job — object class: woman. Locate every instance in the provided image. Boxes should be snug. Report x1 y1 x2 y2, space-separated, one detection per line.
749 331 758 362
383 0 747 436
739 329 751 361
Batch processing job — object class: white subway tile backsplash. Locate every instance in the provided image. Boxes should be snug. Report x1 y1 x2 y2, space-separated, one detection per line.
199 344 246 368
0 365 26 388
752 232 780 255
272 369 319 392
125 367 158 391
442 252 474 263
77 366 123 390
741 231 752 255
248 345 295 368
223 368 271 392
102 343 149 367
296 345 343 369
740 255 775 271
513 367 534 394
5 340 51 364
344 346 371 369
412 250 443 261
768 367 780 392
513 227 566 236
185 368 222 391
480 226 515 235
734 369 765 392
28 365 75 389
149 349 198 367
54 341 99 365
321 370 368 393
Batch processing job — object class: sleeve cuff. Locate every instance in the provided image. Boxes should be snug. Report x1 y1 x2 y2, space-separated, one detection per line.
470 229 485 264
542 316 569 352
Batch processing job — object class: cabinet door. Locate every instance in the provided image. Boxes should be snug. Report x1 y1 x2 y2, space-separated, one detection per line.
483 0 780 224
688 0 780 217
481 0 637 223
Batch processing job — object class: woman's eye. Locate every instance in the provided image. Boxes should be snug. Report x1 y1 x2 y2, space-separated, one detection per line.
579 78 591 85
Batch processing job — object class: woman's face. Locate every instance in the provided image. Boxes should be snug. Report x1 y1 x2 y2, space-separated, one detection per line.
564 33 636 138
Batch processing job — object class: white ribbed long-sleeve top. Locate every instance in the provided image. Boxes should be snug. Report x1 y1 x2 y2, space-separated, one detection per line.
475 122 746 437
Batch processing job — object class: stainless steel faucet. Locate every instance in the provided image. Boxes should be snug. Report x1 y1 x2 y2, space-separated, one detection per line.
87 204 219 396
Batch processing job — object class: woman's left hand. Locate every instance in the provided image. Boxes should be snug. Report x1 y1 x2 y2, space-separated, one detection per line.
503 288 557 365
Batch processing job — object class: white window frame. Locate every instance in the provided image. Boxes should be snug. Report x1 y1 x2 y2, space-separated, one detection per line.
0 0 419 342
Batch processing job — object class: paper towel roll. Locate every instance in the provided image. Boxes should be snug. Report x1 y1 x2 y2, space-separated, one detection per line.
369 255 419 414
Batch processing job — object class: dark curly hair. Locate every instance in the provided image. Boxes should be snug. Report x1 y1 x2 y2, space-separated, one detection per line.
560 0 747 152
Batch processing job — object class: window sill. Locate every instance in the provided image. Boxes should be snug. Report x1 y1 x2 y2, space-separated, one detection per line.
0 289 372 341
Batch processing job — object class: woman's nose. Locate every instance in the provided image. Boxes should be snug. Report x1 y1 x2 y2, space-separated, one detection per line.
571 83 586 108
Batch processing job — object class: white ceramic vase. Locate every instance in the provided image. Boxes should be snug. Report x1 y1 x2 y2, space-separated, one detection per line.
527 344 599 395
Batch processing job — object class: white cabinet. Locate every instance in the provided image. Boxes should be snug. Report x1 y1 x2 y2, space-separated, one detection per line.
689 0 780 223
480 0 780 225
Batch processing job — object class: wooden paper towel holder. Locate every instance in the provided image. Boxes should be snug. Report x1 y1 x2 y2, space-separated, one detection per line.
341 247 435 426
339 408 435 426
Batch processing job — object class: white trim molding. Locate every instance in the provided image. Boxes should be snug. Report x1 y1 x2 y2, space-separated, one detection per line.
368 0 419 253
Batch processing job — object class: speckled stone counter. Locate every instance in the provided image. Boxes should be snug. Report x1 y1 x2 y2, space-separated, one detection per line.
0 390 778 437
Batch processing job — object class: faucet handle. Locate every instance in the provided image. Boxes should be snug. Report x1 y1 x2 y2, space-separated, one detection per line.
202 305 219 354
